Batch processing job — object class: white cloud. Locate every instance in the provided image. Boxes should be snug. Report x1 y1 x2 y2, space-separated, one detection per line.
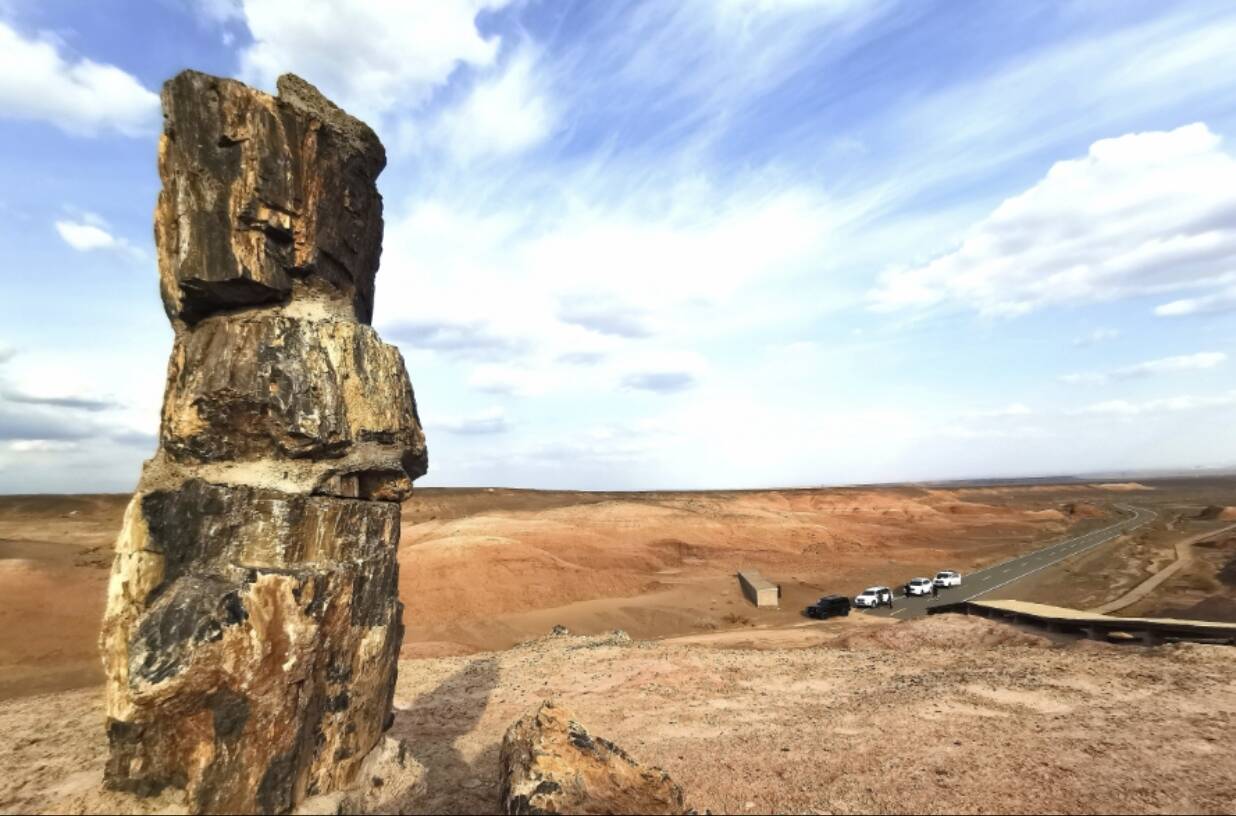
869 124 1236 316
0 21 159 136
1155 286 1236 317
881 11 1236 213
1062 352 1226 385
416 48 555 161
54 215 144 259
230 0 512 122
376 176 837 402
1119 352 1226 377
55 220 115 251
8 439 78 453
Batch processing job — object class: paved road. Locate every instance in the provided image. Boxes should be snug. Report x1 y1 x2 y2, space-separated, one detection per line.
860 504 1157 620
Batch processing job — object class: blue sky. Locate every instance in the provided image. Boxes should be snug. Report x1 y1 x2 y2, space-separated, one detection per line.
1 0 1235 493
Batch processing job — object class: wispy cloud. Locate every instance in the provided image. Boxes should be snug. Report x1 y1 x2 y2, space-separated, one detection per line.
409 47 556 162
1 389 118 411
1061 352 1226 385
231 0 514 123
1155 285 1236 317
1076 390 1236 416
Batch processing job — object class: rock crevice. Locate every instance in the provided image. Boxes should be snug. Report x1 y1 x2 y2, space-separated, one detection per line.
100 69 425 814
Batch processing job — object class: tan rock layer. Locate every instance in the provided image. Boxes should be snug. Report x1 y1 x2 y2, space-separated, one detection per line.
160 314 426 500
100 483 403 812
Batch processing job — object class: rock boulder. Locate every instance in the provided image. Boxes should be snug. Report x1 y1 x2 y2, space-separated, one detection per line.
499 701 689 815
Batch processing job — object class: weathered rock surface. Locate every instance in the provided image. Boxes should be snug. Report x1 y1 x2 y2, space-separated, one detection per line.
155 70 385 326
101 69 424 814
160 315 426 499
499 701 689 815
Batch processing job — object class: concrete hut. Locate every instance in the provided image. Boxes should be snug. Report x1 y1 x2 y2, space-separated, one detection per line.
738 571 780 608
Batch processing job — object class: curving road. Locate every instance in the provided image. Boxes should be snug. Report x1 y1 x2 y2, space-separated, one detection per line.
861 504 1157 620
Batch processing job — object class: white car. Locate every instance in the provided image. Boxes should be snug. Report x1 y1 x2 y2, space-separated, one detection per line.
854 586 893 608
905 577 934 596
933 570 962 588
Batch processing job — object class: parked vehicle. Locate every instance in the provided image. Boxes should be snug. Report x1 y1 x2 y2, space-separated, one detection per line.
933 570 962 588
804 594 851 619
905 577 934 596
854 586 894 608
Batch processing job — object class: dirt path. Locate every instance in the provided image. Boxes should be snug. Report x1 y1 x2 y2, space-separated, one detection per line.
1090 522 1236 615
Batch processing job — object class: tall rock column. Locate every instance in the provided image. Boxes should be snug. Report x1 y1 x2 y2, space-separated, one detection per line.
99 70 427 814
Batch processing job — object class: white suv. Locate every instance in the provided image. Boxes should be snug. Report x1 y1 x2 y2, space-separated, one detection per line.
854 586 893 608
933 570 962 588
905 577 934 596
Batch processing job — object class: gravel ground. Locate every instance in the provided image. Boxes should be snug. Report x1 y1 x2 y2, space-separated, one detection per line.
3 615 1234 814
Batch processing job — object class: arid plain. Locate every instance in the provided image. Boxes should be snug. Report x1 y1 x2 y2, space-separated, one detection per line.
2 477 1236 813
3 477 1234 696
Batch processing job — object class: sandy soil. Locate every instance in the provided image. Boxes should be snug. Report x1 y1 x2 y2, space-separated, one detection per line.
0 495 125 698
3 616 1234 815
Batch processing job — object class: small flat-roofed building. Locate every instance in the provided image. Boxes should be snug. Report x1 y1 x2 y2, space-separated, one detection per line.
737 570 779 608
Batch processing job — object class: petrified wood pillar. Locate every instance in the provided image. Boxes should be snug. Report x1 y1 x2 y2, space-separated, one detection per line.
99 70 426 814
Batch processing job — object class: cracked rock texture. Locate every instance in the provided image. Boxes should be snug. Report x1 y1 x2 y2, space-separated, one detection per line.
100 69 425 814
499 701 689 815
156 71 386 327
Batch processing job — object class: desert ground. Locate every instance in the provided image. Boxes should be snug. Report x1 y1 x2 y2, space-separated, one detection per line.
4 619 1235 814
2 477 1235 812
2 478 1235 699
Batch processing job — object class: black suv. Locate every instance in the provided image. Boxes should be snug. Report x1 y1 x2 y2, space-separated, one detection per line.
804 594 851 619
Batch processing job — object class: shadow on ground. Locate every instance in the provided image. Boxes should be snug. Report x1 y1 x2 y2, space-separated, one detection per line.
389 656 502 815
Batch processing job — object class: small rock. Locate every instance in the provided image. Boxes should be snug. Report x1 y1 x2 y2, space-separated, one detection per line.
499 701 689 815
551 624 570 636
